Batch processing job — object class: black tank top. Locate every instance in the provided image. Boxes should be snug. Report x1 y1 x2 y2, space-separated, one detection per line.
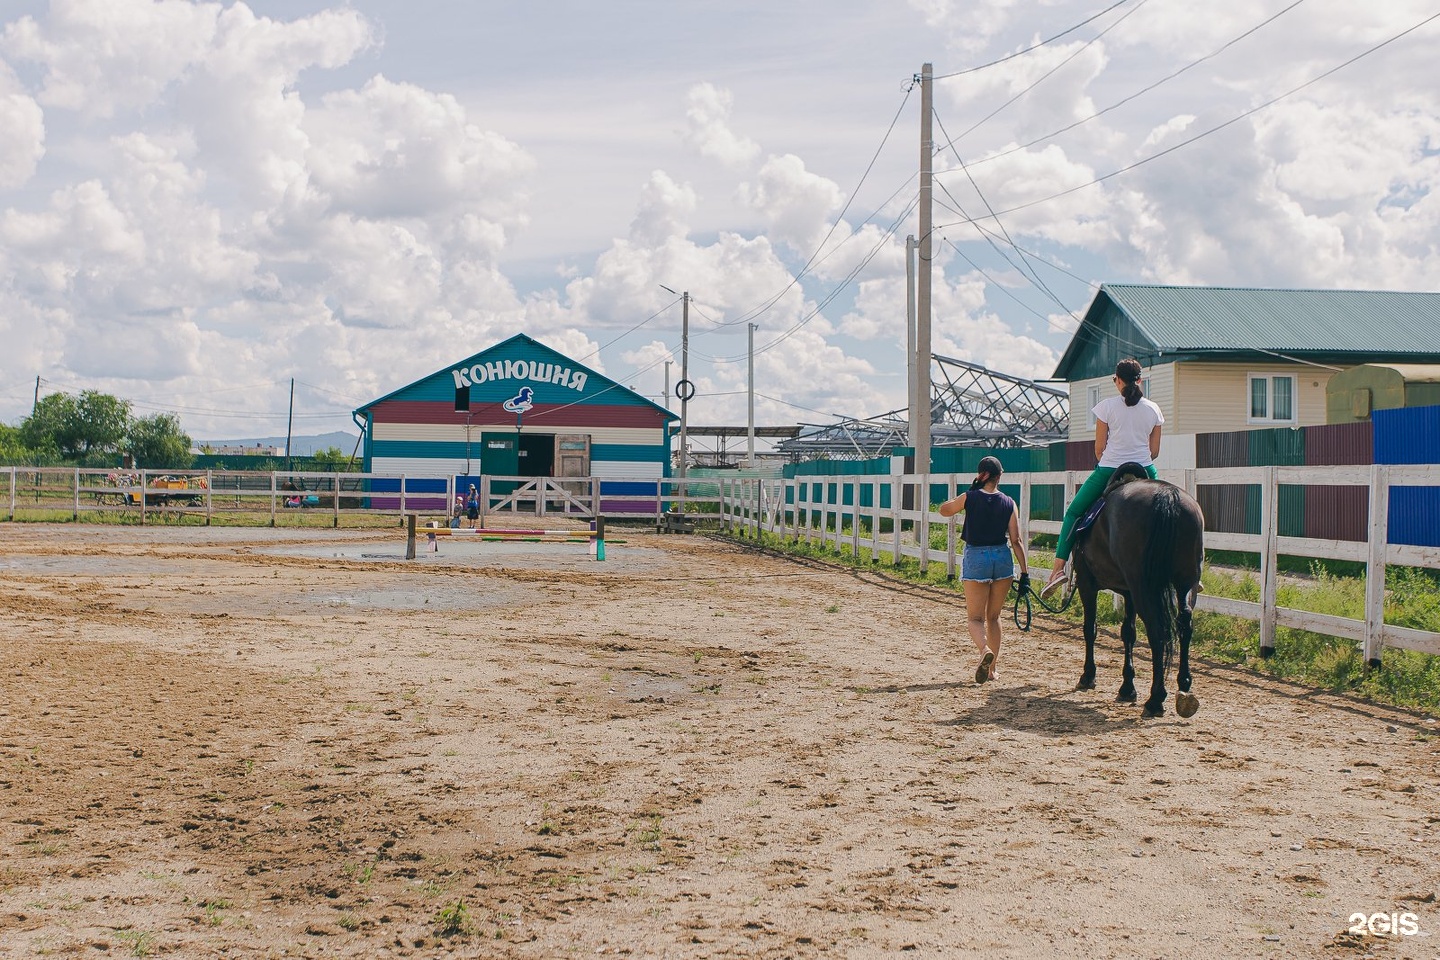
962 489 1015 547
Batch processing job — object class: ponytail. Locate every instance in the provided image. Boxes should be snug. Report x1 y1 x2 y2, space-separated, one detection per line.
970 456 1004 490
1116 358 1144 407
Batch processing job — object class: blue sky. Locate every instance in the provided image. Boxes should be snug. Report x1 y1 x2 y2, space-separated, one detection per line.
1 0 1436 440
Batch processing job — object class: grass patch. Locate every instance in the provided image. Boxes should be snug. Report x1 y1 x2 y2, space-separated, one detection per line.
433 899 473 938
719 525 1440 712
1195 563 1440 710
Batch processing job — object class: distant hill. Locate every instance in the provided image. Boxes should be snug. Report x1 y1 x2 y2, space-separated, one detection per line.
195 431 360 457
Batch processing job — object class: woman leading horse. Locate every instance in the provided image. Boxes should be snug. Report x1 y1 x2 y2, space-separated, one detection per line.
937 457 1030 685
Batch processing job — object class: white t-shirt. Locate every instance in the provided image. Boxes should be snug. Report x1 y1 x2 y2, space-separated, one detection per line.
1093 395 1164 467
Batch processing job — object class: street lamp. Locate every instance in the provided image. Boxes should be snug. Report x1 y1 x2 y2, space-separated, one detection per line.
660 284 691 512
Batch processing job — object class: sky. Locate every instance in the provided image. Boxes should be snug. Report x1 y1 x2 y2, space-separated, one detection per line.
1 0 1437 442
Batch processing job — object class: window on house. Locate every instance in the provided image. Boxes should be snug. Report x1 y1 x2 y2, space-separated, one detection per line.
1248 374 1296 423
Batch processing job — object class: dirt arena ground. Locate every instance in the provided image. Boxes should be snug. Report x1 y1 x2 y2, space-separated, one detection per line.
0 523 1436 959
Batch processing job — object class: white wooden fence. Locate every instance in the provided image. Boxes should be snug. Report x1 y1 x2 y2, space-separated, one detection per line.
0 466 725 526
717 465 1440 665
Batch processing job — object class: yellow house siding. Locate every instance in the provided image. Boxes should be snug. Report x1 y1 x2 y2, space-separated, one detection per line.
1172 362 1334 434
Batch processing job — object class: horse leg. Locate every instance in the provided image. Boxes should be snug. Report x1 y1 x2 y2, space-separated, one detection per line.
1077 585 1097 691
1116 595 1137 704
1174 586 1200 718
1137 597 1169 719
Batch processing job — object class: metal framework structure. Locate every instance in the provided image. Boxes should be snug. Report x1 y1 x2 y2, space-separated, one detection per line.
777 355 1069 460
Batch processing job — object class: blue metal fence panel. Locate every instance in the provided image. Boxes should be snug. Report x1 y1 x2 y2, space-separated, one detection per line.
1374 405 1440 547
1373 405 1440 464
1389 487 1440 548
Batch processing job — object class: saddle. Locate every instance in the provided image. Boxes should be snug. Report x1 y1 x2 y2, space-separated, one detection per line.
1074 463 1152 541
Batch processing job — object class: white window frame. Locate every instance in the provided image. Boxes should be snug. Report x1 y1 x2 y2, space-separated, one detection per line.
1247 373 1297 424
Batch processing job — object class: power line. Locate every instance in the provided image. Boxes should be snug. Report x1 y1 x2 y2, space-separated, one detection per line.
935 0 1151 151
931 0 1136 80
714 87 916 331
934 9 1440 228
961 0 1310 171
572 298 681 363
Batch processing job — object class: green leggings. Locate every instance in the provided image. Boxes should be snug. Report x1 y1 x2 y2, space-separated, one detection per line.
1055 463 1159 561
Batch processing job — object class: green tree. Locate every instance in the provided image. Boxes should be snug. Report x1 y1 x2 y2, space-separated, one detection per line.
20 390 131 460
0 421 41 465
18 392 75 457
310 445 357 472
127 413 194 469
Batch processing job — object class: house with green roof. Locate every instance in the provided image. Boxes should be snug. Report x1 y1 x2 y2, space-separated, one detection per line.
1054 285 1440 446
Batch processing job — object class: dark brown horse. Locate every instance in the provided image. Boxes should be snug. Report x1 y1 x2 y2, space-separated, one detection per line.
1073 464 1205 718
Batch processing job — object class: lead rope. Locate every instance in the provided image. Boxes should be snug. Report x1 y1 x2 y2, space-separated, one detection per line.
1012 577 1033 631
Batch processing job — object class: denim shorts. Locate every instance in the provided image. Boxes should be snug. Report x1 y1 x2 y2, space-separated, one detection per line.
962 544 1014 582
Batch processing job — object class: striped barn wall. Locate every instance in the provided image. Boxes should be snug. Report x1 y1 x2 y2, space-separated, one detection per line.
356 334 677 504
370 400 667 429
369 439 667 461
372 422 665 446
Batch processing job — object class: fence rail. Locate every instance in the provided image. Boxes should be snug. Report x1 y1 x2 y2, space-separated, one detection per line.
716 464 1440 665
0 467 725 527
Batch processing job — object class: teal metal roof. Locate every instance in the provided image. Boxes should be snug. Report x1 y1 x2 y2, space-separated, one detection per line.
1055 284 1440 380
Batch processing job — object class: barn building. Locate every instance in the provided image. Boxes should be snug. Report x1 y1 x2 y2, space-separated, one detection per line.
353 334 676 509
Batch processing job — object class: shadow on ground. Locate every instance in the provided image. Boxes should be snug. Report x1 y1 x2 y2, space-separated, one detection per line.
941 683 1135 736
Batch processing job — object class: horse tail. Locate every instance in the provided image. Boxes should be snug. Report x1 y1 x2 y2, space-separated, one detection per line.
1140 485 1183 678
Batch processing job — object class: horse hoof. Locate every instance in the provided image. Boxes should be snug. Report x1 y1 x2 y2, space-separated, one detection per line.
1076 679 1096 691
1141 704 1164 719
1116 690 1137 704
1175 693 1200 718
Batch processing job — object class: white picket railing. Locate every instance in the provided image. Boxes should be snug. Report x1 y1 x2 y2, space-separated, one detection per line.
0 467 725 527
717 464 1440 665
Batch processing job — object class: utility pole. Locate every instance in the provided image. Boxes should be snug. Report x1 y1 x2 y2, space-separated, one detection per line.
905 235 917 449
284 377 295 471
747 322 757 467
679 291 690 510
33 376 40 414
916 63 934 481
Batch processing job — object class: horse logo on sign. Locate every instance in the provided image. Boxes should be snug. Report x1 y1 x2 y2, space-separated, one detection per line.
502 387 535 414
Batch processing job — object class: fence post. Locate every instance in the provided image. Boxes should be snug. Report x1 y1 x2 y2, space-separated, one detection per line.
268 472 276 526
890 476 902 566
8 467 15 521
1018 472 1032 549
481 476 490 525
1259 466 1279 658
73 467 80 521
140 469 148 526
405 513 417 560
205 469 213 526
332 472 340 528
1363 464 1390 670
918 472 930 575
945 474 957 580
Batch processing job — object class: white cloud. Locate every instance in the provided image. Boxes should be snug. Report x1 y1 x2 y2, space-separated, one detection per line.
738 153 844 252
628 170 696 246
1 0 1438 439
1 0 220 118
0 59 44 187
682 82 760 168
305 75 534 223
